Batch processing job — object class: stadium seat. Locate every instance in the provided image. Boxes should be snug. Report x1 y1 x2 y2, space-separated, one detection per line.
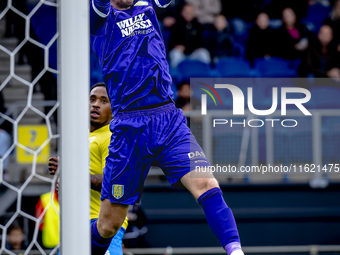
176 60 214 81
216 58 254 78
301 3 331 33
310 86 340 109
254 57 297 78
254 78 301 110
232 42 246 58
254 57 290 72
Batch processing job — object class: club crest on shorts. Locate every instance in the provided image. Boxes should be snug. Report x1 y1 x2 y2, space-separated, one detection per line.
112 184 124 199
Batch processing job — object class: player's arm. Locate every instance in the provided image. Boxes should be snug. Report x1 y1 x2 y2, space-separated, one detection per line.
48 156 59 175
90 0 111 35
91 0 110 19
91 174 103 192
48 157 60 192
49 156 103 192
153 0 172 8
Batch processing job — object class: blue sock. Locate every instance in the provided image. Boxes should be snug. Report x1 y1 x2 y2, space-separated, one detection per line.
91 220 113 255
198 188 241 254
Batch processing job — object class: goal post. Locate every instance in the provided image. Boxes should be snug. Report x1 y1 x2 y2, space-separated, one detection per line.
60 0 90 254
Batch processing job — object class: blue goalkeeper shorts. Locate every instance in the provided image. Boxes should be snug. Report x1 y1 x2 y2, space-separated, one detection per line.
101 103 210 205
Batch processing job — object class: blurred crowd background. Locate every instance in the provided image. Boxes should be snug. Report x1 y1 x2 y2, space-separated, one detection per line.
160 0 340 76
93 0 340 110
1 0 340 252
1 0 340 114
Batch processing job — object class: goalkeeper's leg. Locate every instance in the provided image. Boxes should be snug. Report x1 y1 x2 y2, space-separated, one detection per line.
181 172 244 255
91 200 129 255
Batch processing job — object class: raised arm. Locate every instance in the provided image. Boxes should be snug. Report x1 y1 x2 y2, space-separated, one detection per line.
92 0 110 18
153 0 172 8
90 0 111 35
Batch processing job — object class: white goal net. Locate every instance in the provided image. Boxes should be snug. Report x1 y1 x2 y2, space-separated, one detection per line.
0 0 89 254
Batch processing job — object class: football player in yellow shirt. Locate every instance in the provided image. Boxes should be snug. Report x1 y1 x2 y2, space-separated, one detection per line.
49 83 128 255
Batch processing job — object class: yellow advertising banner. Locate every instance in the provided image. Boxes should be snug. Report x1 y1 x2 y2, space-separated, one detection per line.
17 125 50 164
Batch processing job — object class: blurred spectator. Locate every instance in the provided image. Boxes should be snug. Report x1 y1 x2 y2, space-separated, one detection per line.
263 0 309 20
159 0 186 20
246 13 276 64
35 190 60 249
6 223 27 251
221 0 265 23
312 0 331 6
300 25 340 78
324 0 340 49
0 91 12 176
159 0 186 50
159 0 185 30
274 8 310 59
205 15 234 61
221 0 264 46
168 4 211 68
161 15 177 51
186 0 222 27
175 81 200 111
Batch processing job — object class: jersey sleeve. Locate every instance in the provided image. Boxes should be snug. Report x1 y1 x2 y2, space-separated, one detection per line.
90 0 111 35
92 0 110 17
152 0 172 8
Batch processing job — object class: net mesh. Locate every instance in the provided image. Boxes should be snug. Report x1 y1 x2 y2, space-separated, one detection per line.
0 0 59 254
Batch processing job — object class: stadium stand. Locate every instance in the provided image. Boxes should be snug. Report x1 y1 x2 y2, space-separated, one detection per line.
1 0 340 253
215 58 254 78
310 86 340 109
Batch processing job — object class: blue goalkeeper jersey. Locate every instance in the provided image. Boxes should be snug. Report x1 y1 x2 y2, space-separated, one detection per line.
90 0 173 116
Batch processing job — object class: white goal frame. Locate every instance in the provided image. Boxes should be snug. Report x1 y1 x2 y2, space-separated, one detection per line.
60 0 90 254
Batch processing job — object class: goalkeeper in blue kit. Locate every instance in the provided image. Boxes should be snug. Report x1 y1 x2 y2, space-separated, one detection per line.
90 0 245 254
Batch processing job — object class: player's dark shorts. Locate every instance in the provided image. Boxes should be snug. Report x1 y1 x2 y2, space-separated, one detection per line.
101 103 211 205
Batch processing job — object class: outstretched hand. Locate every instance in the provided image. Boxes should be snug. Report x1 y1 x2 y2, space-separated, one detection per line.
48 156 59 175
48 157 60 192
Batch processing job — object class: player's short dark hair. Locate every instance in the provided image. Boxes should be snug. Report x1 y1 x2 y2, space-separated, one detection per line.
90 82 106 92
